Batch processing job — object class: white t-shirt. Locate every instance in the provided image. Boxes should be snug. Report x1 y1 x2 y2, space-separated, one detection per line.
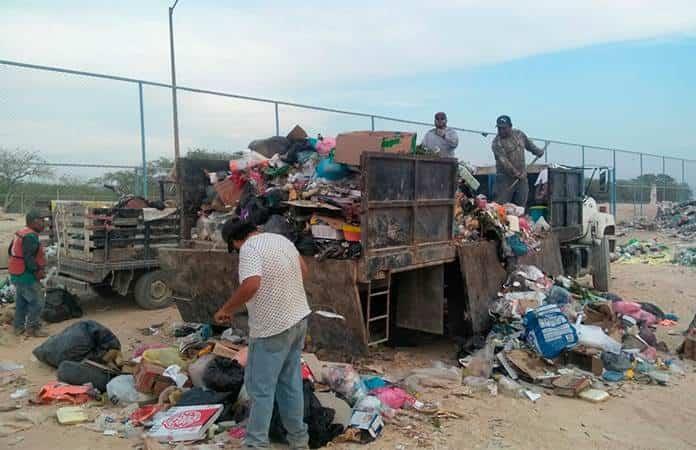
238 233 311 338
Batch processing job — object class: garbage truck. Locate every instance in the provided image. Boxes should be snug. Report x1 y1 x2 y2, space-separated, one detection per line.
158 153 567 356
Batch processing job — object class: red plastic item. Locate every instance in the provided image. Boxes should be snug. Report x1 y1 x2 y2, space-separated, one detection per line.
371 386 415 410
36 382 91 405
130 404 162 425
228 426 247 439
301 361 315 382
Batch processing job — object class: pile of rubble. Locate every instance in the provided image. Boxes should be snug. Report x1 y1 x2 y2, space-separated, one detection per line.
614 238 671 265
657 200 696 238
456 264 688 403
0 319 465 447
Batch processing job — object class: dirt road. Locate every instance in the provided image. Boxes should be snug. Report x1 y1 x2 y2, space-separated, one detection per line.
0 230 694 450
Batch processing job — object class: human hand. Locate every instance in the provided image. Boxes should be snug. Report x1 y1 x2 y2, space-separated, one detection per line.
36 270 46 280
214 307 233 324
436 128 446 137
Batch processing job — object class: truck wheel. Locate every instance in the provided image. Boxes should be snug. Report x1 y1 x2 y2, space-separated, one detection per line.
134 270 173 310
592 237 610 292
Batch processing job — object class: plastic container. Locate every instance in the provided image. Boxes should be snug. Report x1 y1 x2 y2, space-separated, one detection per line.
529 206 548 222
342 224 361 242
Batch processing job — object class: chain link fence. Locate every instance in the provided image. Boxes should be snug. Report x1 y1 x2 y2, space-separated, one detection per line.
1 58 694 224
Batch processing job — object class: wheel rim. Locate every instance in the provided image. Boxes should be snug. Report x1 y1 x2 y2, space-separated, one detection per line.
149 279 171 303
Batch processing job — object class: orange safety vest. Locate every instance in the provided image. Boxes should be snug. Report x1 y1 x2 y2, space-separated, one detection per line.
8 227 46 276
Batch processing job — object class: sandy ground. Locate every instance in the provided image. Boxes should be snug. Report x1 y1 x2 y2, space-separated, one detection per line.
0 227 695 449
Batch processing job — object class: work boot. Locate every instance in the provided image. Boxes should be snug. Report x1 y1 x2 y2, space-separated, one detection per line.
26 328 49 338
13 328 25 336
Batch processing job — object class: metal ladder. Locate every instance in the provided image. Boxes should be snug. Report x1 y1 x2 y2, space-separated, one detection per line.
366 273 391 346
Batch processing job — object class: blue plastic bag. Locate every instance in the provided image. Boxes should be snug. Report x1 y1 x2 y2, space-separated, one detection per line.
524 304 578 359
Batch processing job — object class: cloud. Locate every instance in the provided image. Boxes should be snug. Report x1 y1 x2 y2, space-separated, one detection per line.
2 0 695 94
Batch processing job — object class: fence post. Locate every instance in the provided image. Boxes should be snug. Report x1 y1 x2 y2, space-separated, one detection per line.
138 82 147 198
274 103 280 136
639 153 644 216
20 191 24 214
612 149 617 216
138 82 148 198
662 156 666 202
581 145 585 168
370 116 375 131
682 159 686 184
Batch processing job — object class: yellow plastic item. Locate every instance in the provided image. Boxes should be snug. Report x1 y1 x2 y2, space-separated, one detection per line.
624 368 635 380
143 347 188 369
57 406 89 425
578 389 610 403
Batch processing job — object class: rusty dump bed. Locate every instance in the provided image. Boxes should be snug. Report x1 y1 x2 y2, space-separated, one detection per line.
160 153 563 355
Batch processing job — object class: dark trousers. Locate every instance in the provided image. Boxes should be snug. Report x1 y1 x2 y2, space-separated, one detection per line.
495 174 529 207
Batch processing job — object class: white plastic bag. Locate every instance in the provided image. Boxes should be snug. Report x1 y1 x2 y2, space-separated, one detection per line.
574 322 622 354
106 375 150 405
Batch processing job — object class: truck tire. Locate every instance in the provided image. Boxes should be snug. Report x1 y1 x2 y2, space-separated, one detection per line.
592 237 610 292
134 270 173 310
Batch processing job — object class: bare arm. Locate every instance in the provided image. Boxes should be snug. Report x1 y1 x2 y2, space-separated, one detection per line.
214 275 260 323
299 256 308 280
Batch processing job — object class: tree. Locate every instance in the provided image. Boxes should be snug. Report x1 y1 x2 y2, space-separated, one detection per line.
0 148 54 209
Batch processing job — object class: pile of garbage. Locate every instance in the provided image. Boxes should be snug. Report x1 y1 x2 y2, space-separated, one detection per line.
0 277 16 304
614 238 671 264
657 200 696 238
458 265 686 403
192 126 419 261
455 196 548 258
674 247 696 266
3 319 455 447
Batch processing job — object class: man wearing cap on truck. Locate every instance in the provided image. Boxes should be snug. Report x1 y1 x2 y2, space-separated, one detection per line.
421 112 459 157
491 115 545 206
8 210 48 337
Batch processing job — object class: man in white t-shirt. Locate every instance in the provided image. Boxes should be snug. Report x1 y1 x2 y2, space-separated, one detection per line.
215 219 311 449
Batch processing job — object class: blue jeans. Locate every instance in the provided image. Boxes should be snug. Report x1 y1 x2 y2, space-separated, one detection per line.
13 282 44 331
244 318 309 449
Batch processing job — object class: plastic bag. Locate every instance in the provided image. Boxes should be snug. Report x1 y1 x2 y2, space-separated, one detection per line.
202 357 245 400
142 347 188 369
33 320 121 368
573 322 621 354
462 376 492 393
355 395 396 420
106 375 151 405
315 137 336 156
316 157 348 181
370 386 414 410
327 366 368 406
462 345 494 379
524 304 578 358
188 353 216 389
546 286 572 305
57 360 111 392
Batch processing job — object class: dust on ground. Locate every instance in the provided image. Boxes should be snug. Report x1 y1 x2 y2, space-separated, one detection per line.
0 229 694 450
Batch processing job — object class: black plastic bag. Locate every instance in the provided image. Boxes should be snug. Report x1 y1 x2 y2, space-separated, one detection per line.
57 361 112 392
42 288 83 323
202 357 245 400
269 380 344 449
32 320 121 368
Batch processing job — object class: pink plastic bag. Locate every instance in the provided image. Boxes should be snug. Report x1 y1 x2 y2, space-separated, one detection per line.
371 386 414 410
613 301 657 326
316 137 336 156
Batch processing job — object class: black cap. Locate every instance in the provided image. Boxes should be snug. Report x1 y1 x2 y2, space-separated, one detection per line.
496 115 512 127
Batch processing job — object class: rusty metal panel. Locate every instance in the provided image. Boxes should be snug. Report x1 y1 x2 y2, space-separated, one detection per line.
457 241 507 336
158 245 368 355
361 152 457 275
394 265 445 334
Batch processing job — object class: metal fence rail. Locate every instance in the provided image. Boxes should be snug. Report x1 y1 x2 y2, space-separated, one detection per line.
2 58 694 220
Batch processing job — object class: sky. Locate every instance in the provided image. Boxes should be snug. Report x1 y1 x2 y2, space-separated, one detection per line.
1 0 696 182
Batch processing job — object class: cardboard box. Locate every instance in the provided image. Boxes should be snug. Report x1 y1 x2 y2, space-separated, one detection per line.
350 410 384 438
334 131 416 166
135 362 173 394
147 404 223 442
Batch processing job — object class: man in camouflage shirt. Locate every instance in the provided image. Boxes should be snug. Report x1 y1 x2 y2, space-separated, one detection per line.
491 115 545 206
